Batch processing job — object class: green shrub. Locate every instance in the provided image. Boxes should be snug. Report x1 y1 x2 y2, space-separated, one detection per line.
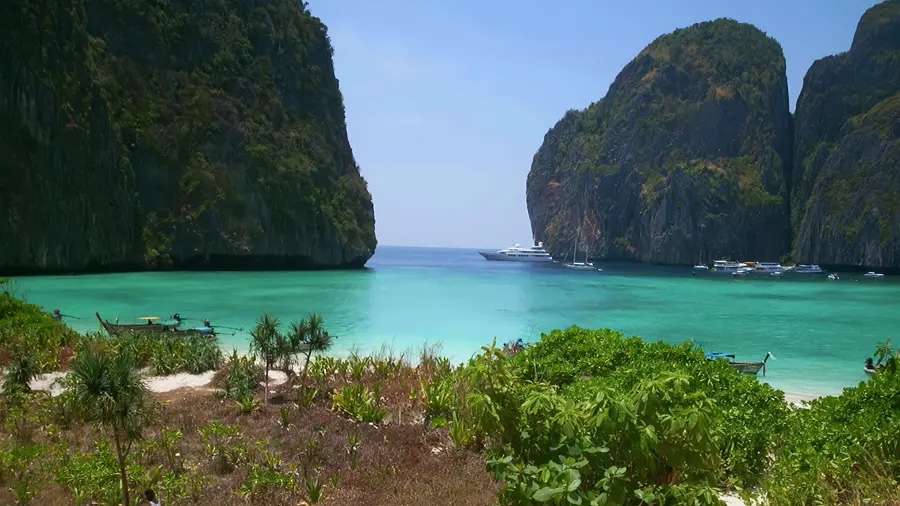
215 351 262 401
331 383 386 423
763 367 900 505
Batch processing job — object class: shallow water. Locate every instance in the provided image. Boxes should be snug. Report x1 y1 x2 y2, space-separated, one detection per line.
10 246 899 398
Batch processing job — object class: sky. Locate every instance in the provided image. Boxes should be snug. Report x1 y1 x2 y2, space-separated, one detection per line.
309 0 880 249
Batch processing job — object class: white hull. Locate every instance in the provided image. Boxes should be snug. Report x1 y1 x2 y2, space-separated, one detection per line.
564 262 596 271
479 251 553 262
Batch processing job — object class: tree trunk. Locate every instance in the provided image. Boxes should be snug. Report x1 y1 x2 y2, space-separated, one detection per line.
113 432 131 506
264 363 270 405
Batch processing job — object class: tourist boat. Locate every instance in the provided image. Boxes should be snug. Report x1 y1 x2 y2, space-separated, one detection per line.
863 272 885 278
95 313 216 338
793 264 824 274
828 273 840 280
706 351 774 376
479 242 554 262
752 262 785 276
711 259 748 274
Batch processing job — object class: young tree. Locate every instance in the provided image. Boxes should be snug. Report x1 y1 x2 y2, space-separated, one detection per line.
68 345 155 506
250 313 281 405
1 348 37 395
289 313 334 384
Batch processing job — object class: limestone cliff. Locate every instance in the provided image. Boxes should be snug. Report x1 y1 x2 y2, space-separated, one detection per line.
792 0 900 268
527 19 791 265
0 0 139 272
0 0 376 274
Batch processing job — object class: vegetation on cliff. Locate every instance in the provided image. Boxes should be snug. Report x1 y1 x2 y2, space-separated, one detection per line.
792 0 900 268
0 0 376 273
527 19 791 265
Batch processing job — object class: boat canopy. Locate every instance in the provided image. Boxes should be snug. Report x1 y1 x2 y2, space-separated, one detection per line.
705 352 736 360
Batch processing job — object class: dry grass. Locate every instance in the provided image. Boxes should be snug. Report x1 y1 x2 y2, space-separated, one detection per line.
0 352 499 506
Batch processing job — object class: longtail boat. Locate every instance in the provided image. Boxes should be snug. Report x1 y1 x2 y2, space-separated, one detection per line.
706 351 774 376
95 313 216 338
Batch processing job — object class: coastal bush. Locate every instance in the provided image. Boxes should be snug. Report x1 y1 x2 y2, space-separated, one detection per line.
509 327 788 487
762 365 900 505
215 351 263 401
435 340 725 504
83 331 224 376
0 280 83 371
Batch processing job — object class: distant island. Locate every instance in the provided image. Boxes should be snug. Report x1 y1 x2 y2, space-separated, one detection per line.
527 0 900 270
0 0 376 275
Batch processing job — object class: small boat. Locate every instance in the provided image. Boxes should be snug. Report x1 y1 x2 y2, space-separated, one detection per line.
828 273 840 280
864 272 885 278
732 267 752 278
96 313 216 338
693 264 710 273
706 351 774 376
793 264 824 274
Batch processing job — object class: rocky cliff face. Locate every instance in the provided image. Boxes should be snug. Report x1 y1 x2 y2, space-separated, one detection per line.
0 0 139 273
0 0 375 274
792 0 900 268
527 19 791 264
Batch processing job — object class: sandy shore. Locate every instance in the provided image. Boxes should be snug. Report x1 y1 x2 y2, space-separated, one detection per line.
29 369 289 396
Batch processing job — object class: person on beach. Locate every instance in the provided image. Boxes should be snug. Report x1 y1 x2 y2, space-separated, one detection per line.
139 489 160 506
51 309 63 321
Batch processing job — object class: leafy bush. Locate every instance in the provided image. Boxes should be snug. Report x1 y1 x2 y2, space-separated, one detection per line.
331 383 387 423
509 327 787 487
0 281 83 372
762 367 900 505
215 351 262 401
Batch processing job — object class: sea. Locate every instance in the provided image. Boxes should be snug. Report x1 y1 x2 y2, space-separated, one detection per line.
8 246 899 399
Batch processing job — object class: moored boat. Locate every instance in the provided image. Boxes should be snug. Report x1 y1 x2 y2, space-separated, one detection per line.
752 262 785 276
711 259 748 274
732 267 752 278
863 271 885 278
793 264 824 274
479 242 554 262
96 313 216 338
706 351 774 376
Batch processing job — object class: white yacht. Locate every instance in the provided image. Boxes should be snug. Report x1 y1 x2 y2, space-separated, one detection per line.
479 242 554 262
793 264 824 274
864 271 885 278
563 233 600 271
711 259 748 274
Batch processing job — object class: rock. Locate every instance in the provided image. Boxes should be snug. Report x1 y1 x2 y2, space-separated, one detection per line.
792 0 900 268
0 0 139 273
0 0 376 274
527 19 791 265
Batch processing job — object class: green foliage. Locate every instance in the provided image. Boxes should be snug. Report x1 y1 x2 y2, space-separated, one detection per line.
762 366 900 505
55 441 123 505
81 0 376 262
67 345 156 506
2 351 38 395
0 441 47 505
198 421 250 475
331 383 387 423
219 350 262 398
250 313 281 405
0 281 84 372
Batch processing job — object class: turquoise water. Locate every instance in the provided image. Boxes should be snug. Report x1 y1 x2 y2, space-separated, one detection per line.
9 246 899 398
